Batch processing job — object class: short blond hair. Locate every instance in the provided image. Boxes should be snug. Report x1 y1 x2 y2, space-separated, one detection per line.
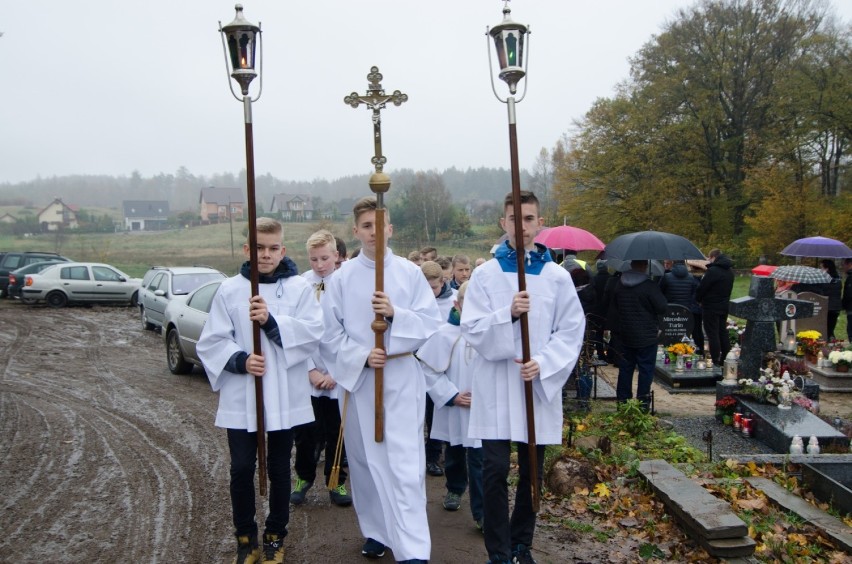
245 217 282 240
306 229 336 251
451 254 470 267
420 260 443 281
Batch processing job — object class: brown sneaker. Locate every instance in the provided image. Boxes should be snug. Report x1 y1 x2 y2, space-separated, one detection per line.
262 533 285 564
233 535 260 564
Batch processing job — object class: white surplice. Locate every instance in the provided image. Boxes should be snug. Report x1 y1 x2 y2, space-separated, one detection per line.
418 323 481 448
461 257 585 444
301 269 339 400
320 251 441 561
198 273 323 432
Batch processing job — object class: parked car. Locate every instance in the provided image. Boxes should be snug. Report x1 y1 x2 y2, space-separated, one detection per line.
7 260 68 302
0 251 71 297
22 262 141 308
162 279 222 374
138 266 225 331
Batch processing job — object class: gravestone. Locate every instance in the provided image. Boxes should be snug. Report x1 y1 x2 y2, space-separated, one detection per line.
793 291 828 337
658 304 694 345
728 276 814 379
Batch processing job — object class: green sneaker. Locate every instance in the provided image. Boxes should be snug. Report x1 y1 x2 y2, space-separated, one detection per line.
290 477 312 505
329 483 353 506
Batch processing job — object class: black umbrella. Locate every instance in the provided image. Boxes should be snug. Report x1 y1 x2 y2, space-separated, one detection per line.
604 230 705 261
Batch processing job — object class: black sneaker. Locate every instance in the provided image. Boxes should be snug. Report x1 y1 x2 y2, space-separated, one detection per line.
443 491 461 511
290 478 312 505
361 537 386 559
329 483 353 506
261 533 285 563
232 534 260 564
426 462 444 476
512 544 537 564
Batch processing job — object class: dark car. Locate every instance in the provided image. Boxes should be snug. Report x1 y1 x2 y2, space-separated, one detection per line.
7 260 67 302
0 251 71 297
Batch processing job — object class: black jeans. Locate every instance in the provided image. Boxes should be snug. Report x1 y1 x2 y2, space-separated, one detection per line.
445 445 483 521
425 395 445 465
227 428 293 538
482 440 545 561
294 396 346 486
703 311 730 366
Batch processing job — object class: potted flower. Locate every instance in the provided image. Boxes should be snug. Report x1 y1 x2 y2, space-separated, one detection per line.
828 350 852 373
714 395 737 424
796 330 823 363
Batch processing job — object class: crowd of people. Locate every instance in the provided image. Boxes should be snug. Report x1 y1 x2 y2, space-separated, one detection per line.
197 191 584 564
194 187 852 564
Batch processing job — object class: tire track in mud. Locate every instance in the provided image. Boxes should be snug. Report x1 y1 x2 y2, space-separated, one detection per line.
0 305 230 562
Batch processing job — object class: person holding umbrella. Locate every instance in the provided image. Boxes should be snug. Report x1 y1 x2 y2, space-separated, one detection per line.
820 259 842 340
695 249 735 366
843 258 852 343
608 260 667 409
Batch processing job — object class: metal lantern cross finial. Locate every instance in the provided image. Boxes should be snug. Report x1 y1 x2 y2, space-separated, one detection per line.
218 3 267 497
344 66 408 443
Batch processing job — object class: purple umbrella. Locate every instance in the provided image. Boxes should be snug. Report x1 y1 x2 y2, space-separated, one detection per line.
780 236 852 258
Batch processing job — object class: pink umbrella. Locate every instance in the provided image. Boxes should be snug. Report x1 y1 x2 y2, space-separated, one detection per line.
535 225 605 251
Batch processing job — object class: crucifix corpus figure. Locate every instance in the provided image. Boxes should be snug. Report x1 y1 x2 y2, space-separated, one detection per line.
318 66 442 562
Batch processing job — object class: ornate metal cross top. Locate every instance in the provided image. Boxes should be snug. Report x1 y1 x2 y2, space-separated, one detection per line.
344 66 408 173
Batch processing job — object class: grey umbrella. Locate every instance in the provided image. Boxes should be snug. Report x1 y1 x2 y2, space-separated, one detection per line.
603 230 705 261
770 265 832 284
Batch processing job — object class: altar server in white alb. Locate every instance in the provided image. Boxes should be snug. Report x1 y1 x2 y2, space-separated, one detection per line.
320 197 442 564
197 217 324 564
418 280 484 531
461 191 585 564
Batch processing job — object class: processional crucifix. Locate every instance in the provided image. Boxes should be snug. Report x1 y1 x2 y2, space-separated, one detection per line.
344 66 408 442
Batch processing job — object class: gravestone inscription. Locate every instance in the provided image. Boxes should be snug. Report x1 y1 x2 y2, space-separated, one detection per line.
659 304 694 346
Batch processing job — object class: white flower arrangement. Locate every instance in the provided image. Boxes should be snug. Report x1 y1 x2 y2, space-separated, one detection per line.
828 350 852 367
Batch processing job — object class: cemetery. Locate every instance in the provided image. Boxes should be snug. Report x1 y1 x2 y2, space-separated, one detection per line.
638 273 852 558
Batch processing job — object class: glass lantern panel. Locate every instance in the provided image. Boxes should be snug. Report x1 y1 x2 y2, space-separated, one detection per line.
493 36 507 70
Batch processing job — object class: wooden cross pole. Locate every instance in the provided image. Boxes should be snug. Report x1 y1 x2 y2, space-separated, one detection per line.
344 66 408 443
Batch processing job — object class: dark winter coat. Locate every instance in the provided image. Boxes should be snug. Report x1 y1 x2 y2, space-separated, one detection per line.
843 272 852 312
660 263 701 314
609 270 668 348
695 254 735 314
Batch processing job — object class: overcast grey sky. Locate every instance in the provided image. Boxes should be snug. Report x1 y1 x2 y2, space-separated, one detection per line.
1 1 849 185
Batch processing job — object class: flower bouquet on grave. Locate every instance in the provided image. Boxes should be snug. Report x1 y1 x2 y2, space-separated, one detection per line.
736 370 796 407
828 349 852 373
727 319 745 347
714 395 737 424
796 330 823 362
666 342 694 363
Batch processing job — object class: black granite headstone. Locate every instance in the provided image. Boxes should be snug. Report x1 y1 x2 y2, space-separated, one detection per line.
794 291 828 337
659 304 694 346
728 276 814 379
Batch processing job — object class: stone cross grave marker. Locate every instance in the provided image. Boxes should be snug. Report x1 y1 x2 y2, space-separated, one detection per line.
728 276 814 378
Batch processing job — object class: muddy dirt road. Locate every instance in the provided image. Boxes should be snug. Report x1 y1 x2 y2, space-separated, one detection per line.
0 302 604 563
